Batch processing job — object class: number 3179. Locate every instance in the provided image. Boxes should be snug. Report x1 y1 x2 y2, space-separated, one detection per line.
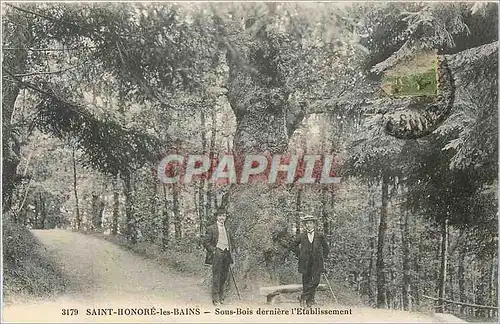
62 309 78 316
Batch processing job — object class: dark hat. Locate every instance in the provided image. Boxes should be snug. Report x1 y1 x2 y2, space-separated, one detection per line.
300 214 317 222
216 207 228 215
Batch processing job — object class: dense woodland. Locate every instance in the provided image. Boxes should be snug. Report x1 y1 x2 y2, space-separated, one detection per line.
2 2 498 321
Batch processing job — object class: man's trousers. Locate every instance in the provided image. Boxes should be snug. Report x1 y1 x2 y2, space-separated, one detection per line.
301 262 321 306
212 248 231 303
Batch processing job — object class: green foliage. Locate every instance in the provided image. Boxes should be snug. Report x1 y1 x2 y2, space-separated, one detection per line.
2 218 70 302
32 93 165 176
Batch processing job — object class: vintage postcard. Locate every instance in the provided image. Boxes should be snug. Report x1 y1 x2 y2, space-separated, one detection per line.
2 1 498 323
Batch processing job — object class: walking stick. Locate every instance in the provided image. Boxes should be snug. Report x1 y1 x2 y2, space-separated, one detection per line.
229 266 242 300
322 272 338 304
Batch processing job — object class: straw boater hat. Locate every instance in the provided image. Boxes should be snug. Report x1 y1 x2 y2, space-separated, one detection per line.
300 214 317 222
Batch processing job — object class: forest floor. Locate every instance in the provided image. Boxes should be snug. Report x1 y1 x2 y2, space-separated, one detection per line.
2 229 466 323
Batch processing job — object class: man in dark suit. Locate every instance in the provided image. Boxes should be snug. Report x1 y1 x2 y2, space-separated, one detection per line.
291 214 329 308
202 208 233 306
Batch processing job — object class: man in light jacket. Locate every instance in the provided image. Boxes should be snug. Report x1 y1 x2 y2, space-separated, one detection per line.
202 208 233 306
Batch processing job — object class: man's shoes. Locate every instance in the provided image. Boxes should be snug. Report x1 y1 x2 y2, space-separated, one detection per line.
306 299 315 308
212 300 220 306
219 299 225 305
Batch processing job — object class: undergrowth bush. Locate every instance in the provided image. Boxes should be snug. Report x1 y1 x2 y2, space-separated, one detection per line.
2 217 69 303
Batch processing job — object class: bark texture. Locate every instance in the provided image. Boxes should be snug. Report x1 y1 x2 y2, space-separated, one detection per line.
2 12 32 213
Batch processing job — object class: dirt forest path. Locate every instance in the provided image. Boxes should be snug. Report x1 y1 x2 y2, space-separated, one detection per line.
3 230 465 323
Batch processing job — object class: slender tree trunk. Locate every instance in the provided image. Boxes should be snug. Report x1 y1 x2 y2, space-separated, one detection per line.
162 184 170 248
123 172 136 243
39 192 47 229
197 185 205 234
475 261 489 318
414 255 421 308
149 172 158 243
91 192 98 230
112 174 119 235
205 106 217 225
72 147 81 229
413 218 423 309
489 260 497 318
321 186 330 235
437 217 449 313
368 186 376 305
448 253 455 313
173 184 181 240
400 204 412 311
458 239 466 314
387 230 397 309
376 172 389 309
33 197 39 229
295 187 303 234
319 118 329 235
199 109 207 234
98 200 104 230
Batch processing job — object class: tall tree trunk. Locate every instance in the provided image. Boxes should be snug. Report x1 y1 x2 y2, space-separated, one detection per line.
295 187 303 234
376 172 389 309
489 260 497 318
413 217 423 309
368 186 376 305
173 184 181 240
437 217 449 313
198 109 207 234
149 172 158 243
39 192 47 229
448 263 455 313
162 184 170 248
400 204 412 311
112 174 119 235
98 200 105 230
367 187 377 305
91 192 99 230
321 186 330 235
2 11 32 213
458 237 466 314
205 105 217 226
197 185 205 234
123 172 136 243
387 230 397 309
33 196 39 229
72 147 81 229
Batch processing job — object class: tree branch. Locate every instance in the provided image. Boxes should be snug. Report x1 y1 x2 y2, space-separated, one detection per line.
4 68 93 119
3 46 97 52
5 4 97 35
13 65 79 77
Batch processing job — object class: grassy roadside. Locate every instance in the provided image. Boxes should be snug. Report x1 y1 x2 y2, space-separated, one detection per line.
2 218 70 305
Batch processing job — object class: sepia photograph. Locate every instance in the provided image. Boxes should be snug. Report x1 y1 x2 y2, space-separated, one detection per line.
1 1 498 323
